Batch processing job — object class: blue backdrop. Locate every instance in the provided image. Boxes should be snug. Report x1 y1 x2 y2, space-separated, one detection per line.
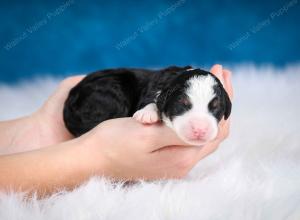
0 0 299 82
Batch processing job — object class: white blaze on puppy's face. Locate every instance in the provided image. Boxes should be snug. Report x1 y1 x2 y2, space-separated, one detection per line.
163 75 219 146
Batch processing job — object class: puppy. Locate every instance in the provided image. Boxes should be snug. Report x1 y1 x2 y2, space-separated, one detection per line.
63 66 231 145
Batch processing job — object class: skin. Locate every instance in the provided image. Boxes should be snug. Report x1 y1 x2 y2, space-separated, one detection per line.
0 64 233 196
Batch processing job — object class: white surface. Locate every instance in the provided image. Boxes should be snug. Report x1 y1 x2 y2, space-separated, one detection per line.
0 65 300 220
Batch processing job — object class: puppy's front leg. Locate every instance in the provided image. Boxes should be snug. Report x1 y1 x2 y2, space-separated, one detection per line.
133 103 160 124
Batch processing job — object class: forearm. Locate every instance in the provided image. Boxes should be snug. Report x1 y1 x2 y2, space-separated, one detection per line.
0 138 101 196
0 116 37 154
0 112 73 155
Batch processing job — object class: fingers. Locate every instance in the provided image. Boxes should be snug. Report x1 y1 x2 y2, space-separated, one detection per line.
152 144 200 178
210 64 234 101
217 118 230 141
223 69 234 100
141 123 189 152
210 64 224 84
143 117 230 153
191 117 230 163
150 119 230 176
100 118 188 152
41 75 86 116
57 75 85 95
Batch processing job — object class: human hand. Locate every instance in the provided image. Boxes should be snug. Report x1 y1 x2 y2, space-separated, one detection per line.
78 64 233 180
0 65 233 195
32 76 85 147
0 76 85 154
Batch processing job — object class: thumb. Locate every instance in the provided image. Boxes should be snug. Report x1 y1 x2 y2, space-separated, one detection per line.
145 123 192 152
54 75 85 104
42 75 85 115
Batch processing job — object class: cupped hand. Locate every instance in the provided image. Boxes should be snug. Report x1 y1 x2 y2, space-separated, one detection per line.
32 64 232 147
1 76 85 153
77 64 233 180
0 65 233 195
31 65 233 180
32 76 85 147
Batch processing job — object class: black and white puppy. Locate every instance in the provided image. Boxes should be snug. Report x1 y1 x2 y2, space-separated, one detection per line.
63 66 231 145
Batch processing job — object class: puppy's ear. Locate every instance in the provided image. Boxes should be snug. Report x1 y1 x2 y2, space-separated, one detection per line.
156 88 173 114
223 90 232 120
156 90 167 113
214 75 232 120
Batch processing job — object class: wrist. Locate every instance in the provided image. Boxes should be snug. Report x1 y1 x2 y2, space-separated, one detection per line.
75 132 110 178
0 138 105 195
0 115 38 154
33 109 74 146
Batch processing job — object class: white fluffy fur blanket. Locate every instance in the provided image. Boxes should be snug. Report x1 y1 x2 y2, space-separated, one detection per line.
0 65 299 220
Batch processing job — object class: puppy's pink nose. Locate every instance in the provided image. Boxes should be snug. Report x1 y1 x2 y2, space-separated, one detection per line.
193 129 207 138
191 125 208 139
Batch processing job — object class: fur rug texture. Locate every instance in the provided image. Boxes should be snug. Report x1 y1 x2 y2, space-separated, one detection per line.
0 65 299 220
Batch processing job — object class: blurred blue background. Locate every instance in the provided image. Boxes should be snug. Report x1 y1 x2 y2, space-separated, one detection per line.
0 0 299 83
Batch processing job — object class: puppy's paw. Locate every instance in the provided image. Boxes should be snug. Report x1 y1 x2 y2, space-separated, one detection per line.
133 103 159 124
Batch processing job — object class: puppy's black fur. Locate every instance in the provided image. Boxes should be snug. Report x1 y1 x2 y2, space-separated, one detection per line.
156 70 231 122
64 66 190 136
63 66 231 137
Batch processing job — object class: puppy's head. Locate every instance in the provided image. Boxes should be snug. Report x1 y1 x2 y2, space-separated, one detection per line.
156 69 231 145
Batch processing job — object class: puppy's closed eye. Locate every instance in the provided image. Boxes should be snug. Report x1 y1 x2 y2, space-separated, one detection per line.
178 97 191 106
209 97 221 110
